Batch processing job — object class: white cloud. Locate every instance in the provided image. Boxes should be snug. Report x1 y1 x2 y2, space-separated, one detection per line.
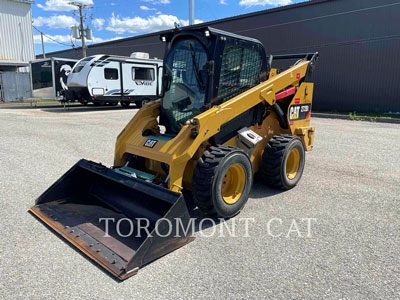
88 36 124 43
92 18 105 30
140 5 157 11
33 34 72 44
141 0 170 4
33 15 78 29
34 34 122 45
220 0 227 4
180 19 204 26
37 0 94 12
239 0 292 7
106 13 203 34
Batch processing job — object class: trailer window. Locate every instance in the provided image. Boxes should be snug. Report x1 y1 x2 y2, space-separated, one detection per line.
104 68 119 80
133 68 154 81
72 57 92 73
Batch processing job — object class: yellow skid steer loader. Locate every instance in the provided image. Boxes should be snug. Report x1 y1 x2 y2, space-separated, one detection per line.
30 27 318 280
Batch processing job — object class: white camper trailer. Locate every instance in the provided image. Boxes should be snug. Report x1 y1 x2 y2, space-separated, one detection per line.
65 54 163 107
30 58 78 99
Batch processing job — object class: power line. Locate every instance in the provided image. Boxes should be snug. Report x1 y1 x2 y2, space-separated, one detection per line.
86 41 161 49
234 2 400 34
271 34 400 54
70 35 77 49
75 33 400 54
32 25 74 47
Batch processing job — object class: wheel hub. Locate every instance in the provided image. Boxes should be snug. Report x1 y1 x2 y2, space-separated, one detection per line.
286 148 300 180
222 164 246 204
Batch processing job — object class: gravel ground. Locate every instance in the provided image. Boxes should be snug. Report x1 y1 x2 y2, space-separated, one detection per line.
0 104 399 299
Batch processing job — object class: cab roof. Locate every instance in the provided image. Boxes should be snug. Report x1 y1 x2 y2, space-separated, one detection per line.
161 26 263 47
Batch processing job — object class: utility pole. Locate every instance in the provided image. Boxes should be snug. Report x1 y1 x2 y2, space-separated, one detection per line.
189 0 194 25
69 2 92 58
40 32 46 58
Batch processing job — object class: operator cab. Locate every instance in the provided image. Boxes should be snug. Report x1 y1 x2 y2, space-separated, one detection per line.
159 27 268 134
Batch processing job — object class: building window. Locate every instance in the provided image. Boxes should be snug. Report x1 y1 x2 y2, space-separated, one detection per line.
104 68 119 80
133 67 154 81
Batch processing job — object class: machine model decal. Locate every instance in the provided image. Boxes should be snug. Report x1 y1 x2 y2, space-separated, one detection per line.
289 104 311 121
144 139 158 148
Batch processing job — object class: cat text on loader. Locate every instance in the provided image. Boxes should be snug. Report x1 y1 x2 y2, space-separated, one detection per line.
30 27 318 280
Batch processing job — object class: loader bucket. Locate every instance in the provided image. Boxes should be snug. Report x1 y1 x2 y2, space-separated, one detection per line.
29 159 194 280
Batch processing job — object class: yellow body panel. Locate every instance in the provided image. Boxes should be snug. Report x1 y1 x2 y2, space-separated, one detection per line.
114 60 315 193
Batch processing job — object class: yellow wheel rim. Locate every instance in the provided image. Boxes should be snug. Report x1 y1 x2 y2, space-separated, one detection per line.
222 164 246 205
286 148 300 180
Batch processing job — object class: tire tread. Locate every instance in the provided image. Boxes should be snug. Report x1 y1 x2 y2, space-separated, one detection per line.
192 146 237 215
260 134 301 189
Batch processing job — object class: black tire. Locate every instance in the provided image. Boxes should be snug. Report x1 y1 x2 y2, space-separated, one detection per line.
120 101 131 108
260 134 305 190
192 145 253 218
136 98 150 108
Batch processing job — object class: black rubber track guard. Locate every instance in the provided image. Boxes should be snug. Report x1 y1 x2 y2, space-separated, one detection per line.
29 159 194 280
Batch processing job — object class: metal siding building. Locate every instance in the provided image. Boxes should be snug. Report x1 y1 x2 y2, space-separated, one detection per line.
0 0 35 72
42 0 400 113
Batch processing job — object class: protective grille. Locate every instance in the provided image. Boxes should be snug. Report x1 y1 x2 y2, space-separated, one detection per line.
218 45 262 103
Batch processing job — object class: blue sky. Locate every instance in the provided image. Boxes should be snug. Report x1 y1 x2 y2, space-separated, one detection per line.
32 0 306 55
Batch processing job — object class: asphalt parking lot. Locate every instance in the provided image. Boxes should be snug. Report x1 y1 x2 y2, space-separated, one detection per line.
0 104 399 299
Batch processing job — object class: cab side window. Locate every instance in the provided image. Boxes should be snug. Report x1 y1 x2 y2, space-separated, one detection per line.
217 45 262 103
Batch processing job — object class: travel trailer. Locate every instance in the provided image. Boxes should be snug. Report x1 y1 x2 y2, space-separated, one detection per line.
30 58 78 99
65 53 163 107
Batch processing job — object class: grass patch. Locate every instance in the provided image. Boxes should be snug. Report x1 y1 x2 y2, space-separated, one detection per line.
314 111 400 120
36 99 59 103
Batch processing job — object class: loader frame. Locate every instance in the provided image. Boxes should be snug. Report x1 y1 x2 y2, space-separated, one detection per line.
30 26 318 280
114 54 317 193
